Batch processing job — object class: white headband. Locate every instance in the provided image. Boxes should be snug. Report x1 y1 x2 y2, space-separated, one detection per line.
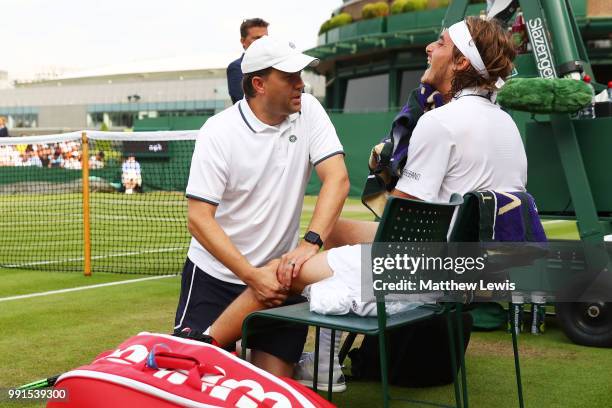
447 20 489 79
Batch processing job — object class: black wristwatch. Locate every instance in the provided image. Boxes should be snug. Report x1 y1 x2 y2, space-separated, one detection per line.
304 231 323 248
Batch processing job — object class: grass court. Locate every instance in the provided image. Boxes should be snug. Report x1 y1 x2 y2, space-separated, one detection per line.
1 195 611 407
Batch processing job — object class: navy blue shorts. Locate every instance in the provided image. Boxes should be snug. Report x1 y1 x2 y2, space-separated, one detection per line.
174 258 308 364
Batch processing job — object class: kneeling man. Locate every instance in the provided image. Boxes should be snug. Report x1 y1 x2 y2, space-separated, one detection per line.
174 36 350 377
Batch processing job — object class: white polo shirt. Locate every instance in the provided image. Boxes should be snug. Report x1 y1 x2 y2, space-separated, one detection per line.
396 87 527 201
186 93 344 284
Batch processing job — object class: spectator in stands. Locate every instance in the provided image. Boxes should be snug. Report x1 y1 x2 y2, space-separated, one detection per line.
69 143 80 159
63 151 82 170
24 150 43 167
227 18 269 104
121 154 142 194
14 152 26 166
50 148 64 168
89 151 105 169
5 147 20 167
0 145 15 166
38 145 52 168
0 117 9 138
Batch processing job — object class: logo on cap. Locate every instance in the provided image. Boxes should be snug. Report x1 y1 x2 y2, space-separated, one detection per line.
288 42 296 49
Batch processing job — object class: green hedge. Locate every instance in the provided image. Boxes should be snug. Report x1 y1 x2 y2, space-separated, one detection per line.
390 0 408 14
319 12 353 35
362 2 389 19
404 0 428 12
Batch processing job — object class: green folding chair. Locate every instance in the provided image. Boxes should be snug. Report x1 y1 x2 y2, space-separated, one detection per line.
242 195 467 408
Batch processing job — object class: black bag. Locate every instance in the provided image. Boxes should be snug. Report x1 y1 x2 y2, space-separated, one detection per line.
348 312 473 387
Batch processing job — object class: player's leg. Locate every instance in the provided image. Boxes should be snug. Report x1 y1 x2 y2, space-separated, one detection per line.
208 253 333 346
249 351 295 377
324 218 378 249
247 292 309 377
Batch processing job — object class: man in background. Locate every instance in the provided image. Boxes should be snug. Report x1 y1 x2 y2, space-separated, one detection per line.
122 154 142 194
226 18 269 104
0 117 9 138
89 151 105 169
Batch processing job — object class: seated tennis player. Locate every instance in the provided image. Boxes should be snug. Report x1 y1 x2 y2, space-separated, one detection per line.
179 16 526 350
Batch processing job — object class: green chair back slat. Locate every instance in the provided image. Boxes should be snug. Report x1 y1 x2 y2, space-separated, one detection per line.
373 195 463 304
374 195 462 243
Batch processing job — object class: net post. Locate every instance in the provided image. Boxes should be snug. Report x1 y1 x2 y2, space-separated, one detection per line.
82 131 91 277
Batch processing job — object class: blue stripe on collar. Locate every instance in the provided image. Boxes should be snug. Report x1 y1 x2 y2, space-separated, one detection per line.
238 102 256 133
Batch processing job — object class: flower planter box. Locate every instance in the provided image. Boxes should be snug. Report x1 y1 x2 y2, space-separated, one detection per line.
387 4 485 33
323 17 386 44
338 23 358 40
355 16 386 37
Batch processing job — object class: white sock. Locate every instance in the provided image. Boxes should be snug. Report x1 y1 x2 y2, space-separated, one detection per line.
203 326 211 335
316 329 342 372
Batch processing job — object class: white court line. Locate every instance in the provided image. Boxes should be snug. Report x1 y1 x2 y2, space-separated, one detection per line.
541 220 572 225
91 214 185 222
3 247 188 268
0 214 185 225
0 275 176 303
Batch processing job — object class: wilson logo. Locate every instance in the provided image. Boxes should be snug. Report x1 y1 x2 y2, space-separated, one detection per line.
97 343 292 406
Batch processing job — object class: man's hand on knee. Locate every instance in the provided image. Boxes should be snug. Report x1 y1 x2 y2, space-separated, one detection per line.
276 242 319 288
246 260 288 307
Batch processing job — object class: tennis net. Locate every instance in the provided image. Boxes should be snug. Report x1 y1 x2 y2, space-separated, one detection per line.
0 130 197 275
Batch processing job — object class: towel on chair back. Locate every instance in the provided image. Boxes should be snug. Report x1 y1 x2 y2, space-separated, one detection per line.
451 191 547 243
361 83 444 218
450 190 547 275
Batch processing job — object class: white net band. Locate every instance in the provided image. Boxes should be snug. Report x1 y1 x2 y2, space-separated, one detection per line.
0 130 199 146
0 132 82 146
86 130 198 141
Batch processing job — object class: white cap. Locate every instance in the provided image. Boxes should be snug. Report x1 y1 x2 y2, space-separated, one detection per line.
241 36 319 74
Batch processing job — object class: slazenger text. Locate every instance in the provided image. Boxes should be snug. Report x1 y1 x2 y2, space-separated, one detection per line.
527 18 556 78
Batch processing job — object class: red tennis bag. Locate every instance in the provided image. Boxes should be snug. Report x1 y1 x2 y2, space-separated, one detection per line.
47 332 334 407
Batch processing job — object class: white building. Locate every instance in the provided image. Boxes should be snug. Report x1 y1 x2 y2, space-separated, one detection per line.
0 64 325 135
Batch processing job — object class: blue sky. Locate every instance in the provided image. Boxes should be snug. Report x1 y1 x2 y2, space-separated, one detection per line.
3 0 342 80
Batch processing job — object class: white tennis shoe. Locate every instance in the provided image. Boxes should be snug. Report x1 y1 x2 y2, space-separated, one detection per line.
293 352 347 393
